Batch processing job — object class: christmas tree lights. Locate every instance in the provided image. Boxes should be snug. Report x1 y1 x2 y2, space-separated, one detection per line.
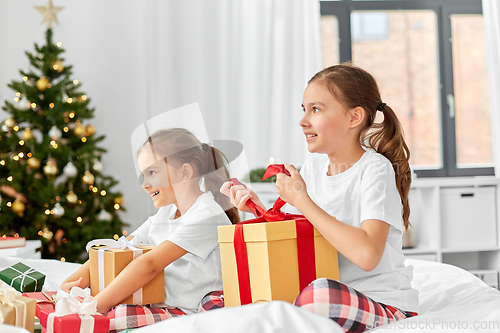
0 4 127 262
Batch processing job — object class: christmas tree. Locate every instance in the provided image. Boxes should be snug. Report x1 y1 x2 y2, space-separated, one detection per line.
0 7 127 262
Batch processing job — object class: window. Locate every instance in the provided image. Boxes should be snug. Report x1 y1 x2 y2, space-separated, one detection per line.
351 12 389 42
320 0 493 177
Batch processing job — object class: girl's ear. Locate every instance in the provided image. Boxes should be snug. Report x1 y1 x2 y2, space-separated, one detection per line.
180 163 195 180
349 106 366 129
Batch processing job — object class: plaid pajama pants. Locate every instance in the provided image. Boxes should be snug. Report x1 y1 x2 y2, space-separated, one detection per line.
106 304 187 333
199 290 225 312
106 292 227 332
294 278 418 333
200 279 417 333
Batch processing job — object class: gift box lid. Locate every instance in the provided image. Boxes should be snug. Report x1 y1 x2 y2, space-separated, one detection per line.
218 220 323 243
88 244 155 253
22 291 56 316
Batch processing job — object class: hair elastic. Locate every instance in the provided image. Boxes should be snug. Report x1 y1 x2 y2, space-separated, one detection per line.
377 103 386 112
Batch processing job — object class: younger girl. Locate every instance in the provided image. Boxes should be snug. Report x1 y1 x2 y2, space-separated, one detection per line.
221 63 418 333
61 128 239 332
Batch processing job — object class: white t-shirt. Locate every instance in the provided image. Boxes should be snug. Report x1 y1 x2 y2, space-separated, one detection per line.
131 192 231 313
299 150 419 312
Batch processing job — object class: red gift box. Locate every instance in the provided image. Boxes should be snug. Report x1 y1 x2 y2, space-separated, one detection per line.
22 291 109 333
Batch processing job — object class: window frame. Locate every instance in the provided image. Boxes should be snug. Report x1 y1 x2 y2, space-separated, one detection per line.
320 0 494 177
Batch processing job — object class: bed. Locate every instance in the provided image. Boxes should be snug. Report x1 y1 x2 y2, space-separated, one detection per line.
1 257 500 333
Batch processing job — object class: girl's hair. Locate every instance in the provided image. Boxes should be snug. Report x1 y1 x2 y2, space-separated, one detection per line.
140 128 240 224
309 63 411 229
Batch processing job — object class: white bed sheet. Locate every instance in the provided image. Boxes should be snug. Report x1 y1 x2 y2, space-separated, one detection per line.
372 259 500 332
1 257 500 332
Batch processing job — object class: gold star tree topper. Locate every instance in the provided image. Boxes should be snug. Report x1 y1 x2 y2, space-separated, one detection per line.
35 0 64 29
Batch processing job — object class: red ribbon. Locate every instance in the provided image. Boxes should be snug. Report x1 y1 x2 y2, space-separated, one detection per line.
230 164 317 305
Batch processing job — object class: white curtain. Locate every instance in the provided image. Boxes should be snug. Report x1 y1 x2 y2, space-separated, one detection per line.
142 0 322 174
0 0 322 230
483 0 500 177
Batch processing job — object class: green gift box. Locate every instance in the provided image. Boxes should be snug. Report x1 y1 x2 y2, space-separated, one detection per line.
0 262 45 292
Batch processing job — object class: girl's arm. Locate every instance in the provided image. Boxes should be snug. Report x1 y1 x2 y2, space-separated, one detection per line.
277 164 390 272
94 239 187 313
60 235 138 293
60 261 91 293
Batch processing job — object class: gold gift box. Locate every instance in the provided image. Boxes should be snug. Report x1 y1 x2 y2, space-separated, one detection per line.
0 283 36 333
89 245 165 305
218 220 339 307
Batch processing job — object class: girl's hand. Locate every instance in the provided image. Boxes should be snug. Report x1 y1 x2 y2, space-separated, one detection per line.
276 164 310 208
220 181 266 214
60 277 84 294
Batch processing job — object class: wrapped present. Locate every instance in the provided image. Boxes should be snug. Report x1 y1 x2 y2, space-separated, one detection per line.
87 236 164 305
0 280 36 332
218 165 339 307
23 289 109 333
0 262 45 293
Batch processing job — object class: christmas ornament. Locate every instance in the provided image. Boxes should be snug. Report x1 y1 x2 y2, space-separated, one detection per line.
48 126 62 140
114 196 124 205
82 170 94 184
43 159 58 176
66 190 78 204
53 202 65 217
2 125 9 132
63 161 78 177
15 97 29 110
86 124 96 136
52 59 64 72
27 157 41 168
74 124 86 137
36 77 50 91
41 227 53 240
11 199 25 216
92 159 103 172
35 0 64 29
22 128 34 140
97 209 112 221
4 118 15 128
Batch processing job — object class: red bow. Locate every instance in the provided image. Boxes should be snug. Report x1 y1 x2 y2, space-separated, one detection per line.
230 164 316 305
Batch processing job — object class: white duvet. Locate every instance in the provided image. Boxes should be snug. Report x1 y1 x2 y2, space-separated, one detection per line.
371 259 500 333
1 257 499 332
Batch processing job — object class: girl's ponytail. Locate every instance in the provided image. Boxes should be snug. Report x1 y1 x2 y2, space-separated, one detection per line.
361 105 412 230
202 144 241 225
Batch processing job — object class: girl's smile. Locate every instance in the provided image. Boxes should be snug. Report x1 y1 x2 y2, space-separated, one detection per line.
305 133 318 141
